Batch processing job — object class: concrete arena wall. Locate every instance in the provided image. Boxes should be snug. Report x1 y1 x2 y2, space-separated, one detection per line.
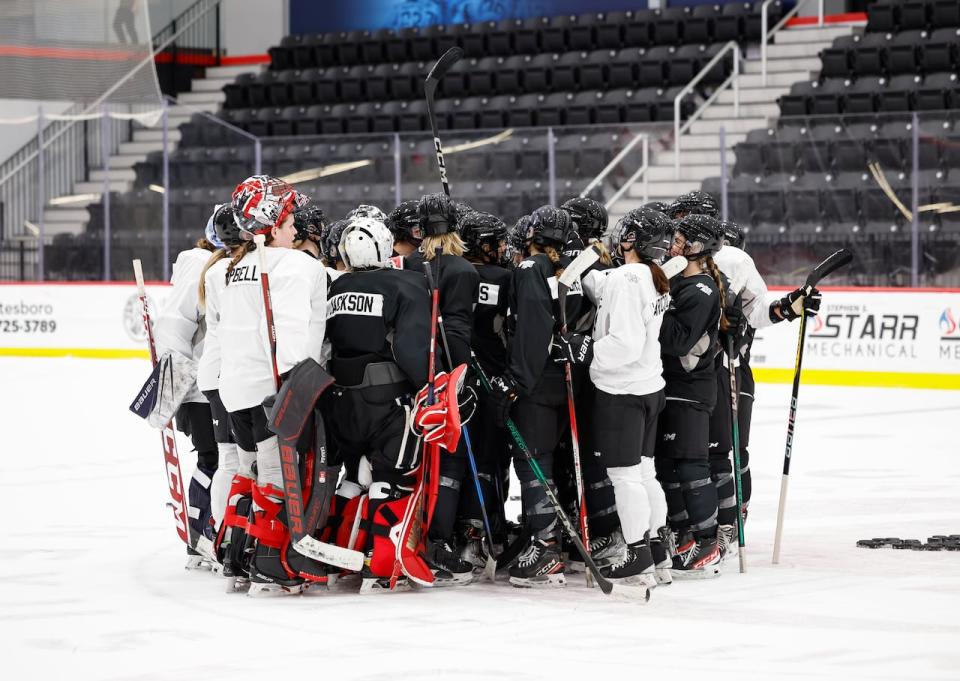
0 283 957 390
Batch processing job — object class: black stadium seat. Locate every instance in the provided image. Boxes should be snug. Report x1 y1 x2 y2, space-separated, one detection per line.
654 6 690 45
821 35 857 79
716 3 751 42
686 4 720 45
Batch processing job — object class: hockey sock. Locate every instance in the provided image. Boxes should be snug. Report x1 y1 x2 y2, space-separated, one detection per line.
606 464 651 545
583 451 620 538
678 459 718 539
515 453 560 541
188 459 217 540
211 442 239 530
709 452 737 527
655 457 688 533
428 451 466 543
238 447 256 478
255 436 283 490
640 456 668 537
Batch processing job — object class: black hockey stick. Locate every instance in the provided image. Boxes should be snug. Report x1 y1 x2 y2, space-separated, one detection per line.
424 47 463 197
727 334 747 574
423 258 499 582
772 248 853 564
471 357 649 601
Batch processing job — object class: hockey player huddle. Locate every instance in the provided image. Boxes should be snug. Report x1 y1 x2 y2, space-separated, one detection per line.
148 175 821 599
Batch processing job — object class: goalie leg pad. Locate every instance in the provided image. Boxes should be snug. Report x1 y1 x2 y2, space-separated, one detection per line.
216 473 254 577
366 481 432 584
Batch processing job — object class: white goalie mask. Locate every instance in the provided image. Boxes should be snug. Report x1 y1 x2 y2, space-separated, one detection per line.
340 217 395 270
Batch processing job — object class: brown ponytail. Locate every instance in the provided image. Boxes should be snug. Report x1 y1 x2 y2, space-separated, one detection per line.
226 241 255 285
195 237 218 252
593 240 614 268
197 248 230 311
543 245 565 278
640 256 670 295
703 256 730 332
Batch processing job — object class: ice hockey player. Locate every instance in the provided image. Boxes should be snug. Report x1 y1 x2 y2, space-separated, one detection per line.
656 213 728 579
488 205 575 588
505 215 530 268
559 207 673 589
154 207 223 569
412 192 480 585
293 204 325 260
666 190 720 220
323 215 443 592
320 218 350 273
457 209 511 568
196 204 245 577
386 199 425 260
709 219 821 558
215 175 329 596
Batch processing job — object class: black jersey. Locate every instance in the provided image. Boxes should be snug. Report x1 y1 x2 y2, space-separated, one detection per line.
472 262 511 376
660 272 722 411
326 268 431 388
403 252 479 369
506 253 565 395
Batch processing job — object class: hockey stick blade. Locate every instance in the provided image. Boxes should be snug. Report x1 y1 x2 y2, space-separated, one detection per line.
293 536 365 572
426 47 464 86
805 248 853 290
661 255 688 279
558 243 601 289
609 584 652 603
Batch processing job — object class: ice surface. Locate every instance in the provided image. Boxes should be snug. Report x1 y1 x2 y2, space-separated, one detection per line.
1 357 959 681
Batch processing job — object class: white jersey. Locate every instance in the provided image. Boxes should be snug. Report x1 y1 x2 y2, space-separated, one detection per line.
154 247 214 404
712 245 778 330
218 247 328 413
587 263 670 397
197 256 229 393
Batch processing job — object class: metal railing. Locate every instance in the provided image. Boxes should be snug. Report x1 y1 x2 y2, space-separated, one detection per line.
580 133 650 209
0 0 222 248
674 41 740 179
761 0 824 85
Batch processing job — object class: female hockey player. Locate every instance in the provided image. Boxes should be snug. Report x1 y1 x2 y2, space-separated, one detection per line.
386 200 424 259
456 209 511 568
655 213 727 579
709 220 821 559
323 215 445 592
488 205 574 588
412 192 479 585
197 204 248 580
154 208 223 569
216 175 329 596
560 207 673 589
293 204 325 260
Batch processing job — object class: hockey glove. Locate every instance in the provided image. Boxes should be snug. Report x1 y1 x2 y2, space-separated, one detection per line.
488 373 519 429
558 331 594 367
412 364 468 451
771 286 822 323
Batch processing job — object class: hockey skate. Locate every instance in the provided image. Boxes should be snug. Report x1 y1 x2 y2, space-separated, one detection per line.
650 526 675 585
509 537 566 588
601 537 657 590
671 533 722 580
459 523 489 573
717 524 738 561
426 540 474 586
564 528 627 573
358 563 410 594
184 546 215 571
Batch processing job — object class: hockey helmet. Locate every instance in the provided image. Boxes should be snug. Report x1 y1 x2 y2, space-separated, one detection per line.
460 210 507 263
666 190 719 220
347 204 387 224
320 219 350 264
418 192 457 237
293 205 326 243
231 175 308 236
721 220 745 249
210 203 243 248
387 200 425 244
340 217 395 270
561 197 608 242
674 214 724 259
608 207 673 265
527 205 572 250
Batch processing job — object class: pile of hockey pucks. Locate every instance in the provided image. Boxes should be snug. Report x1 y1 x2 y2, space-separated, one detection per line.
857 536 960 551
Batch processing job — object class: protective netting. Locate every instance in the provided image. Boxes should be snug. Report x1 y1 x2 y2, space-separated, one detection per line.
0 0 162 114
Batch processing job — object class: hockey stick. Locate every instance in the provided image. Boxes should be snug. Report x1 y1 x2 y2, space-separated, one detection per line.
471 358 649 602
423 258 499 582
424 47 463 197
254 237 363 571
557 274 592 587
727 334 747 574
132 259 207 555
868 162 912 221
772 248 853 564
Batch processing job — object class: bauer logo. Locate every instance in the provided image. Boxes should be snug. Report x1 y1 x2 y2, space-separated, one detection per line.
123 293 152 343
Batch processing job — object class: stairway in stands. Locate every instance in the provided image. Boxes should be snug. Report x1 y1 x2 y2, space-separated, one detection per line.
611 20 863 221
42 64 262 236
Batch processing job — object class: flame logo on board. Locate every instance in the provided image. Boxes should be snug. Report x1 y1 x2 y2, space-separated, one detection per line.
940 309 958 337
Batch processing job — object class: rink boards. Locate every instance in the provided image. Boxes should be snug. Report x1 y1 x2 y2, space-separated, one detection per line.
0 282 958 389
